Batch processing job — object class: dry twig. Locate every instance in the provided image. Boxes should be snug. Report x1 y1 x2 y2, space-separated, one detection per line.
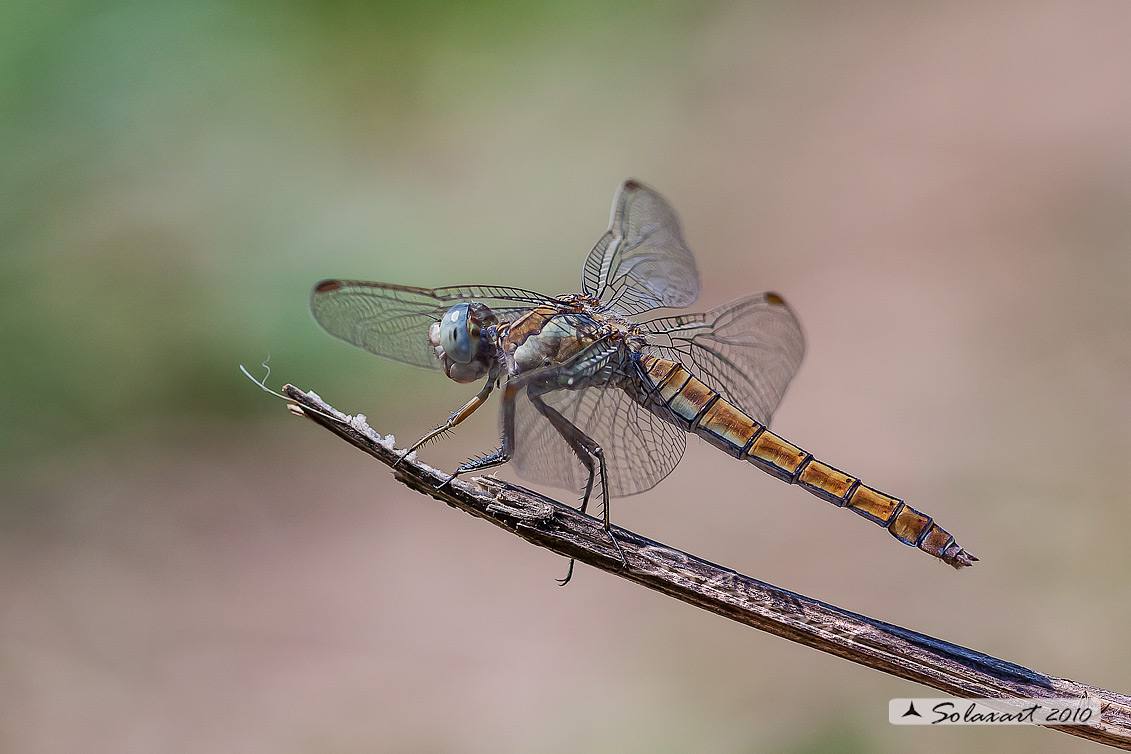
281 383 1131 749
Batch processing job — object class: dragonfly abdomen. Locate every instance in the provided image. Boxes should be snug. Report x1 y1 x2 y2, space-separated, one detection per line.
637 354 976 568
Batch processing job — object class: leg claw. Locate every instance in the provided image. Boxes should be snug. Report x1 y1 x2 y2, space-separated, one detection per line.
556 558 576 587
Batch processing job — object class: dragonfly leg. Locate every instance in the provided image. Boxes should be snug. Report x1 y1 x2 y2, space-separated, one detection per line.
436 448 509 489
395 377 495 468
525 394 597 512
528 391 627 577
433 382 518 489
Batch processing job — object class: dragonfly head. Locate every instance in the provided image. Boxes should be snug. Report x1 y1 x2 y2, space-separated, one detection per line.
430 301 498 383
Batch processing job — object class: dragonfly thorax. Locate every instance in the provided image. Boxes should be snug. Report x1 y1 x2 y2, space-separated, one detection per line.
429 301 499 383
503 297 645 379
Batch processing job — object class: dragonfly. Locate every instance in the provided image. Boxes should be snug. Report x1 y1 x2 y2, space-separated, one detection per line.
311 179 976 576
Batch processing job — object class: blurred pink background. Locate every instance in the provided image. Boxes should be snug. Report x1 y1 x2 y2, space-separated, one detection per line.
2 2 1130 752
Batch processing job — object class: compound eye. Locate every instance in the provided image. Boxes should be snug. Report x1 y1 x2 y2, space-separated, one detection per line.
439 303 479 364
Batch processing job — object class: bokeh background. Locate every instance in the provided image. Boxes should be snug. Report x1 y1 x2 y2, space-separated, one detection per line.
3 1 1130 752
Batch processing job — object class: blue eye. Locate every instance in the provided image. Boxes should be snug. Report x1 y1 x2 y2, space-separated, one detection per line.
439 303 479 363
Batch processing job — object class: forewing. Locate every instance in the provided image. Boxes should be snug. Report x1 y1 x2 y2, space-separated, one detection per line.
581 180 700 316
644 292 805 425
310 280 551 369
512 345 686 498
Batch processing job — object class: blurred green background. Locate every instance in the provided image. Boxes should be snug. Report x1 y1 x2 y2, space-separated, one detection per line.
3 1 1130 752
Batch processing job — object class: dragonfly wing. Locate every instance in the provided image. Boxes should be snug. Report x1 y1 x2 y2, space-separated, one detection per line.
581 180 700 316
643 292 805 425
512 344 686 498
310 280 552 369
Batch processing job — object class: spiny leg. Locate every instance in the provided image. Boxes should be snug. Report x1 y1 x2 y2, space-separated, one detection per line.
526 392 595 587
436 447 509 489
433 382 518 490
528 391 627 580
526 397 597 512
395 376 495 468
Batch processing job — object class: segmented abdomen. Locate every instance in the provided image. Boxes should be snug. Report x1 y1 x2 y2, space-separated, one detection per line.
636 354 976 568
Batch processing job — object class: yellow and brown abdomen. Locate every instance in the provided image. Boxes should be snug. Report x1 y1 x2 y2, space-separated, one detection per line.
636 354 976 568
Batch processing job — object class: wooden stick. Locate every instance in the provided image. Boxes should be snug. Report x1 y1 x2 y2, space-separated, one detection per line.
281 384 1131 749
